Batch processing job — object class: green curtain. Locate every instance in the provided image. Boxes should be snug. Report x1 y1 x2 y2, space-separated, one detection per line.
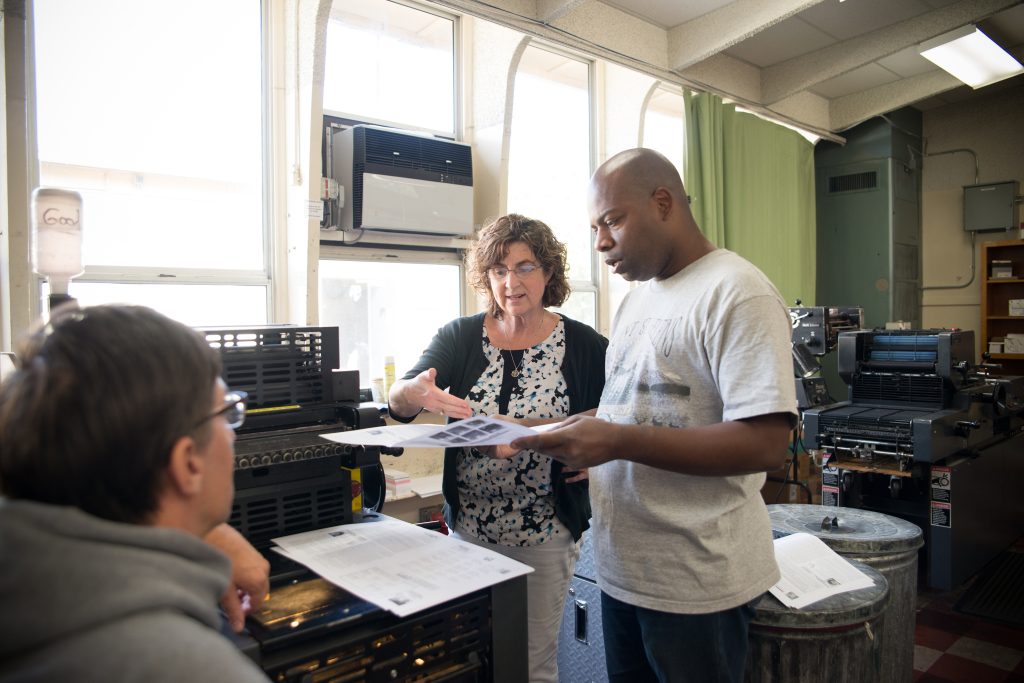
683 91 816 307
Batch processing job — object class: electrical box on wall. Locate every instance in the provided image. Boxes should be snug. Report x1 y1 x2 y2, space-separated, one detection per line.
964 181 1020 232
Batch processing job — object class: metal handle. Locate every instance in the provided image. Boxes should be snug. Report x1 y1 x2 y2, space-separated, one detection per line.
574 599 589 644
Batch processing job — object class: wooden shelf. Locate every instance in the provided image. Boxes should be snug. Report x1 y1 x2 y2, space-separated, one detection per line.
982 239 1024 376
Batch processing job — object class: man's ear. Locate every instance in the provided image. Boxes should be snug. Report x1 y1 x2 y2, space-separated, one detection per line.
651 186 673 220
166 435 204 497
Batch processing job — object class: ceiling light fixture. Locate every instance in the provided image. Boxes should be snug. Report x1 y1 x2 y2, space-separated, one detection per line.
918 25 1024 89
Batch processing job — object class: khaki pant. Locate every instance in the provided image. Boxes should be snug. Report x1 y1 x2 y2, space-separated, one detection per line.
451 525 579 683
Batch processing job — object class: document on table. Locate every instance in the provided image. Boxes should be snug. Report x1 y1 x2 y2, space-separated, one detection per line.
321 416 562 448
768 532 875 609
271 515 533 617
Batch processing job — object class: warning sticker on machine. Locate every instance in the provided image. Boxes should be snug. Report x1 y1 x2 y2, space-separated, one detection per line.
931 501 951 527
821 485 839 507
821 464 840 506
930 465 951 504
822 464 839 488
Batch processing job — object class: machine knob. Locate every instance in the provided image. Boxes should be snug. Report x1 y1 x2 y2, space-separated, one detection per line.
954 420 981 437
889 476 902 498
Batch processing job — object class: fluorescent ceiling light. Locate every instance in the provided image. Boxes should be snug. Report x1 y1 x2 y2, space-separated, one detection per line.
919 25 1024 89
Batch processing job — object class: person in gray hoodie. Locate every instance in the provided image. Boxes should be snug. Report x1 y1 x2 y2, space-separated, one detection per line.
0 304 269 682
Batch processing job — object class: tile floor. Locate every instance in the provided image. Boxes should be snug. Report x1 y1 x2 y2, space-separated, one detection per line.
913 539 1024 682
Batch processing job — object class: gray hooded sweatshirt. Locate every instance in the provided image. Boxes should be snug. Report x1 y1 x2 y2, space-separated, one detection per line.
0 499 268 682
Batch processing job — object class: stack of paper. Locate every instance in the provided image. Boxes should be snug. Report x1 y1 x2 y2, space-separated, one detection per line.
768 532 876 609
271 515 533 617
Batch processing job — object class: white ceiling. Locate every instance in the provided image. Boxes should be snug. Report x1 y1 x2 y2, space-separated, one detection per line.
452 0 1024 138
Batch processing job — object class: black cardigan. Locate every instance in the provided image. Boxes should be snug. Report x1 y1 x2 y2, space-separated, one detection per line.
390 312 607 541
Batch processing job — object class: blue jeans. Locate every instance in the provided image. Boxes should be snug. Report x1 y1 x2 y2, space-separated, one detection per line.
601 591 755 683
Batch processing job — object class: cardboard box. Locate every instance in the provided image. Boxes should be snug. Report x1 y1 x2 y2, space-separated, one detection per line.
991 260 1013 278
1009 299 1024 316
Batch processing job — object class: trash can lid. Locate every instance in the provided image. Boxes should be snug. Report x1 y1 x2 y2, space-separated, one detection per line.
768 504 923 554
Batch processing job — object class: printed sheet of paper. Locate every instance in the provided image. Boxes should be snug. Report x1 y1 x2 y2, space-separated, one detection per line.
272 515 532 617
322 416 560 448
768 532 875 609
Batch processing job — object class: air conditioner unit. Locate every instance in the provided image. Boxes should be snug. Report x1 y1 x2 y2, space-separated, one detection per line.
329 125 473 236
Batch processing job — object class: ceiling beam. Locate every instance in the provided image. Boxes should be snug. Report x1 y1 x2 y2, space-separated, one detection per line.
830 70 962 131
762 0 1020 104
536 0 588 23
667 0 824 72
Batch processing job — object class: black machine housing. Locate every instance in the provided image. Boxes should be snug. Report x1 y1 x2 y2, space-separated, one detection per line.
202 325 384 572
802 329 1024 590
204 325 526 682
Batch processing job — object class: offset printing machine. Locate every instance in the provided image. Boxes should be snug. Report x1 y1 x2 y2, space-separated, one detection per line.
803 329 1024 590
203 325 527 682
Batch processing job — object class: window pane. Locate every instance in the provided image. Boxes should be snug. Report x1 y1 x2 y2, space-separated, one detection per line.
324 0 455 135
319 260 462 388
507 46 592 281
643 86 685 181
34 0 264 270
64 283 269 328
552 290 597 329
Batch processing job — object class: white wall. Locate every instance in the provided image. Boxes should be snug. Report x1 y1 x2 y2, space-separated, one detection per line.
920 86 1024 354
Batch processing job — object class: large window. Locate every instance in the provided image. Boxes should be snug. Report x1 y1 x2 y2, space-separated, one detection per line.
643 85 686 181
507 45 595 326
318 253 463 389
33 0 268 326
324 0 455 136
320 0 461 383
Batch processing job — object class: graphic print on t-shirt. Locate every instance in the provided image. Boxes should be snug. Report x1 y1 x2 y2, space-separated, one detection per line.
599 316 691 429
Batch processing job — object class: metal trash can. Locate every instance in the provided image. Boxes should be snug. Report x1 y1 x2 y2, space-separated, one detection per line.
767 504 924 683
746 561 889 682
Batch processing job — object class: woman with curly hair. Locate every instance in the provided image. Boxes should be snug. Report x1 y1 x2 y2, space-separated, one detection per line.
389 214 607 683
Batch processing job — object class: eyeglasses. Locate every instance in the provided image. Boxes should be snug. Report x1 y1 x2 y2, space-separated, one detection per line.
194 390 248 431
488 263 541 280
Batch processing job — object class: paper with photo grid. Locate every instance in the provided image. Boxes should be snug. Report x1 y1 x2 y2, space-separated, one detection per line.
321 416 560 448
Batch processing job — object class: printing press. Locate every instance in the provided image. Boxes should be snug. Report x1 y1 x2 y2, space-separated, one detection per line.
203 325 527 682
803 329 1024 590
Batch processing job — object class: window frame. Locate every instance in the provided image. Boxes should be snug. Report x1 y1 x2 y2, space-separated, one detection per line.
29 0 274 321
317 243 467 383
506 39 600 327
316 0 468 334
321 0 461 139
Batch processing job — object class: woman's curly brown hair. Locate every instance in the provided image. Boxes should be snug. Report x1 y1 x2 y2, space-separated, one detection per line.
466 214 570 319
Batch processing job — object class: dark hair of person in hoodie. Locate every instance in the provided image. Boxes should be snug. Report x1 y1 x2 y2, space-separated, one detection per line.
0 303 222 524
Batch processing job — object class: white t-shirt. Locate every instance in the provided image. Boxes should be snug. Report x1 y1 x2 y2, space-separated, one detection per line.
590 248 797 614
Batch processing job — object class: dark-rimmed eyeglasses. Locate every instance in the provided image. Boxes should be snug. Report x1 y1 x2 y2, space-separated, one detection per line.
194 390 248 431
488 263 541 280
